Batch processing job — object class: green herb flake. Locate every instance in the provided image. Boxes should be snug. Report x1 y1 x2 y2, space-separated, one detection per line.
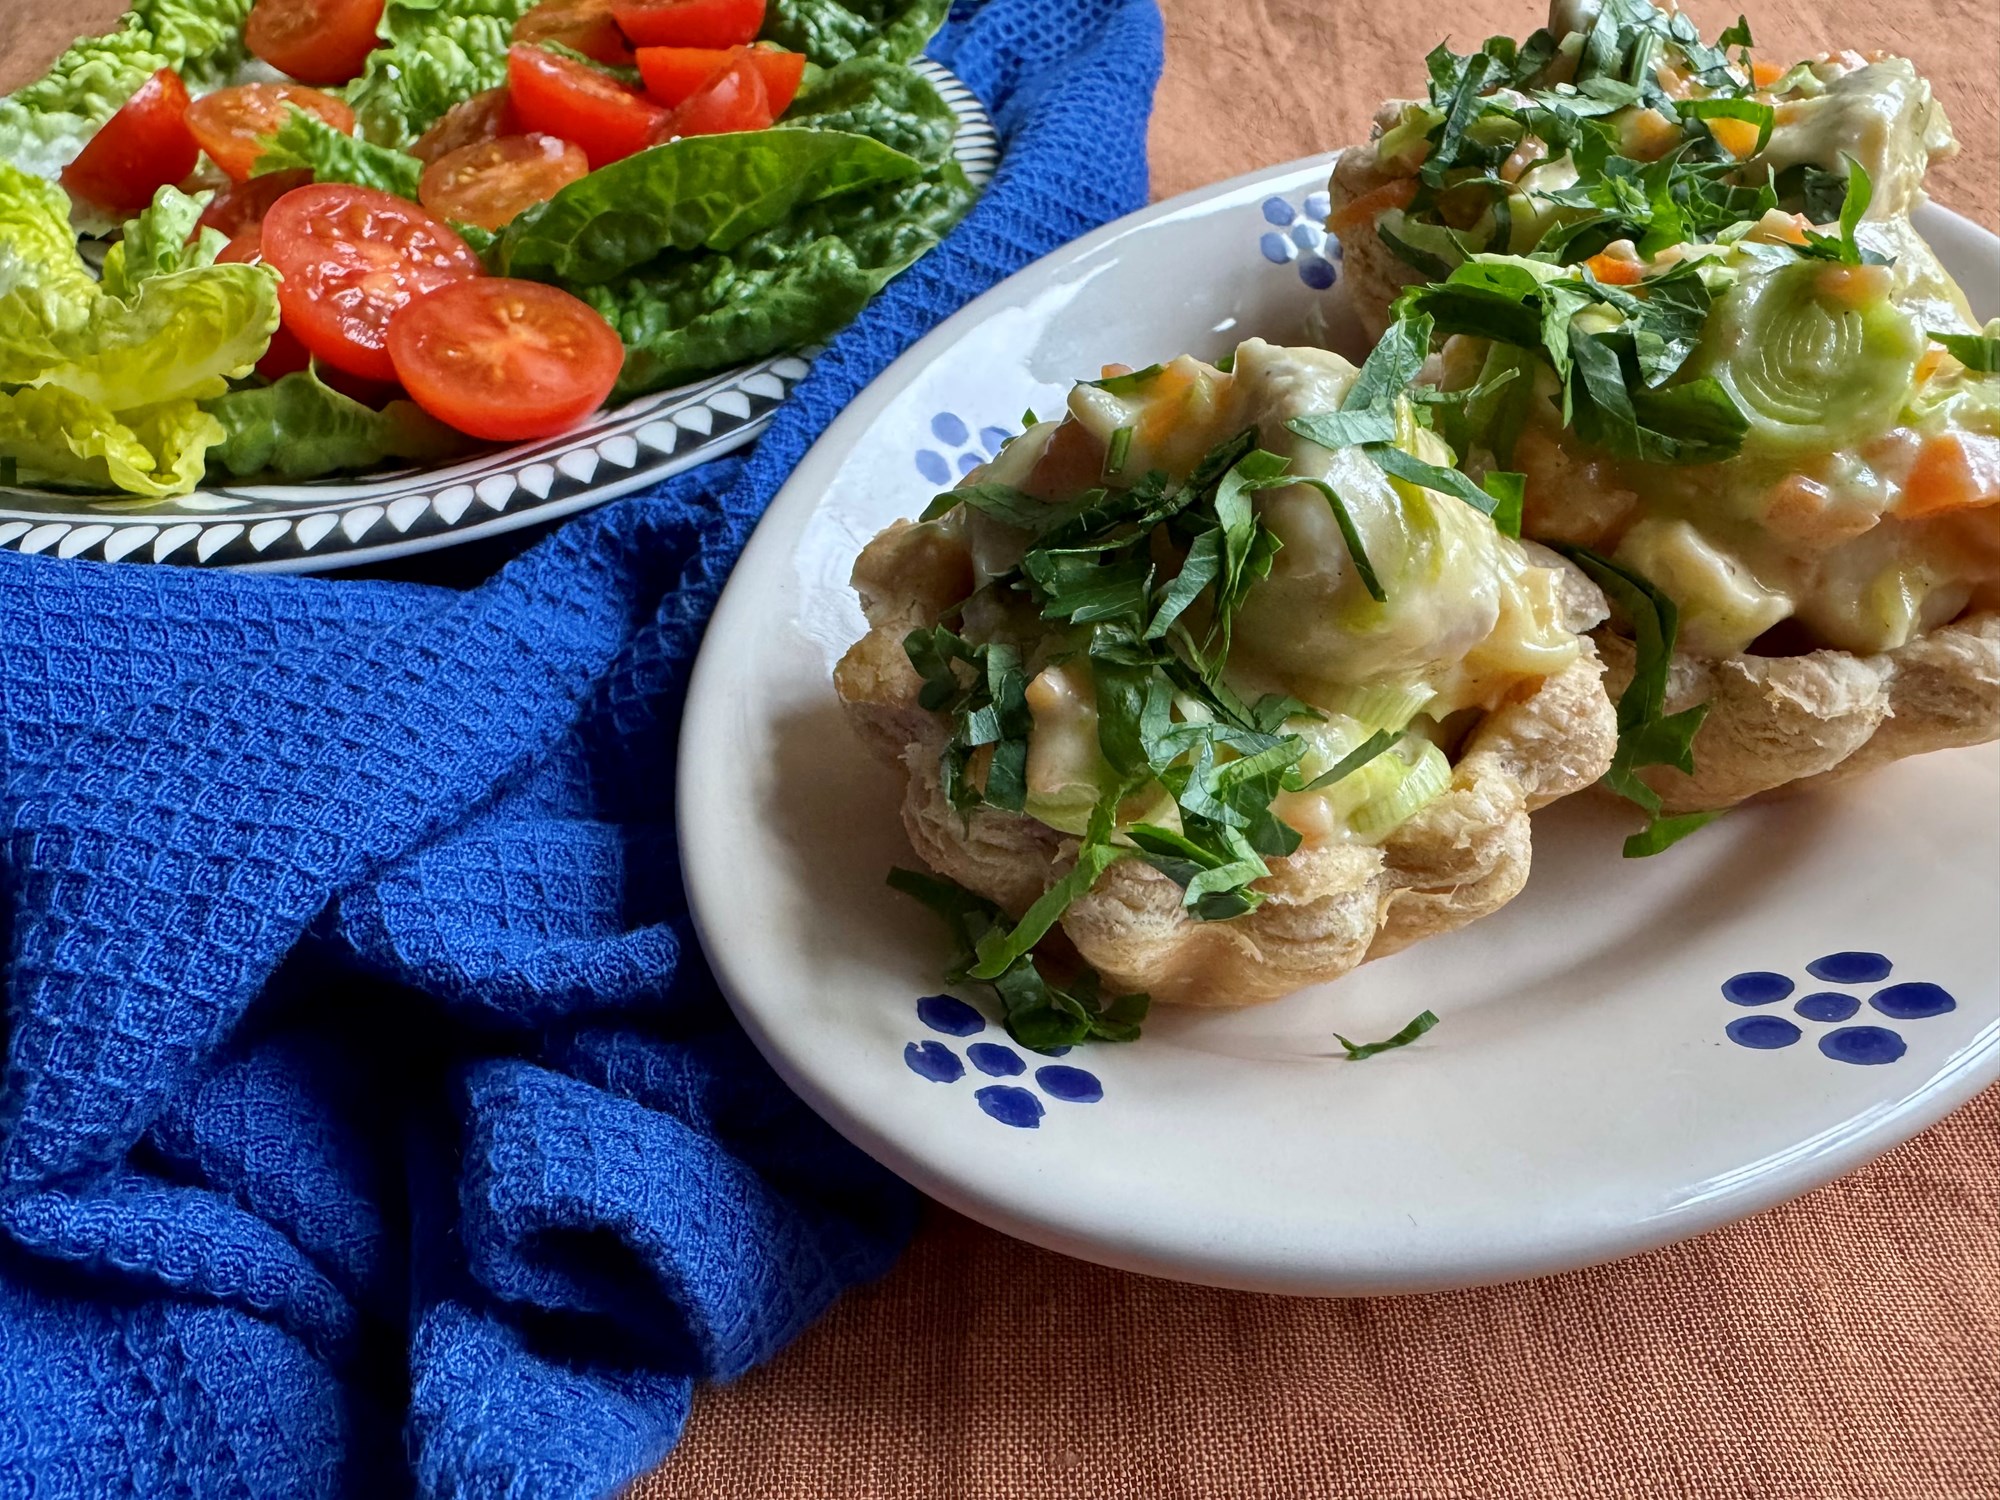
1334 1009 1441 1059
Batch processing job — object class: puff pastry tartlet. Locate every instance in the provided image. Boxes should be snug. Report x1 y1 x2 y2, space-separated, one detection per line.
837 340 1617 1010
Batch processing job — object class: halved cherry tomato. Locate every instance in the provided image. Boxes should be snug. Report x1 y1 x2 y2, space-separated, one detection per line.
637 42 802 114
612 0 763 47
514 0 635 66
666 53 770 136
245 0 385 85
419 133 590 230
187 83 356 181
505 44 667 167
60 69 199 216
260 182 484 381
387 277 624 441
410 88 524 164
196 167 314 239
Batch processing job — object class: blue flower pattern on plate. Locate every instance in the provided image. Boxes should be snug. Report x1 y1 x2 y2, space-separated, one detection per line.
915 411 1014 486
901 997 1105 1128
1257 192 1339 290
1721 954 1954 1065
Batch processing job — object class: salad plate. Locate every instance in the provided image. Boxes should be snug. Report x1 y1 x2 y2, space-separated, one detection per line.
0 59 995 574
679 155 2000 1296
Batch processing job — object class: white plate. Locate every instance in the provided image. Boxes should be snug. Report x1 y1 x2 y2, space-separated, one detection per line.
0 61 996 574
680 156 2000 1295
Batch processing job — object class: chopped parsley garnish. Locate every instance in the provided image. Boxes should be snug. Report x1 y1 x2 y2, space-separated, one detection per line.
1334 1008 1441 1059
1556 546 1723 856
1927 328 2000 373
888 867 1149 1050
898 406 1511 1041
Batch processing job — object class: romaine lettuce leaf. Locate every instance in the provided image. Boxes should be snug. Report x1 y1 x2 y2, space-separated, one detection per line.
0 385 222 498
99 184 226 296
251 109 425 197
781 55 956 162
0 0 253 178
203 366 469 479
764 0 951 67
346 0 540 146
494 128 930 285
585 162 973 397
0 165 278 497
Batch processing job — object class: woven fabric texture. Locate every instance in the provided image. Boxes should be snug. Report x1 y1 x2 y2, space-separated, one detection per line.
0 4 1165 1496
650 1085 2000 1499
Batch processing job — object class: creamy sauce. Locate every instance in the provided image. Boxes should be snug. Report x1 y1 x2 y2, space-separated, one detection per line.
940 339 1589 843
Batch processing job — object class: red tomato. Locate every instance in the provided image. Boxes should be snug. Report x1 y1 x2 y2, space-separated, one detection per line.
637 44 801 114
635 45 733 106
667 53 770 136
260 182 484 381
505 44 667 168
418 133 590 230
59 69 199 216
245 0 386 85
410 88 523 164
387 277 624 441
748 44 805 116
187 83 356 181
611 0 763 48
513 0 635 66
196 167 314 239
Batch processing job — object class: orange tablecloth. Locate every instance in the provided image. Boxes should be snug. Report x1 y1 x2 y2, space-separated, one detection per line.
3 4 1996 1495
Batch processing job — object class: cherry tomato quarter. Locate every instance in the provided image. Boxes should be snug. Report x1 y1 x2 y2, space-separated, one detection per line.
666 52 770 136
259 182 484 381
59 69 199 216
387 277 625 441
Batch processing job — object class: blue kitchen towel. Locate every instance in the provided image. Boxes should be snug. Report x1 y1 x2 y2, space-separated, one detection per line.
0 2 1163 1494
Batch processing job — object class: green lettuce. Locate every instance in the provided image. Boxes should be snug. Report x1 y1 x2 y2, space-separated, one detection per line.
0 168 278 498
782 55 957 162
493 128 931 284
98 184 226 296
1 385 223 498
347 0 540 146
765 0 951 67
203 366 468 479
0 0 253 178
585 162 973 397
251 109 425 197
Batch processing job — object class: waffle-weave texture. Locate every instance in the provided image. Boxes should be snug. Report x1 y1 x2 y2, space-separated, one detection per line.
0 3 1164 1495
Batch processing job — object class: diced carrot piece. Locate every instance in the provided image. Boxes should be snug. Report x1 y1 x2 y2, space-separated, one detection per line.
1816 262 1892 307
1619 107 1680 160
1137 362 1198 447
1099 362 1134 380
1707 114 1762 159
1751 58 1788 87
1584 251 1647 285
1763 472 1880 545
1900 431 2000 518
1914 347 1949 385
1328 176 1418 235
